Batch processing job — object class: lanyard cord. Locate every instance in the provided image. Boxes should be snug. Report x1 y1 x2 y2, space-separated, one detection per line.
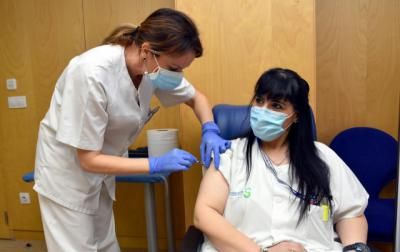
259 147 321 205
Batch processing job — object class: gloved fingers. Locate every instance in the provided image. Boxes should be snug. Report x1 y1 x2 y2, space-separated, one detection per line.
225 140 231 149
219 142 228 153
219 140 231 153
181 153 198 164
200 142 206 166
175 149 198 163
174 163 190 171
203 143 212 168
213 146 220 169
177 159 193 168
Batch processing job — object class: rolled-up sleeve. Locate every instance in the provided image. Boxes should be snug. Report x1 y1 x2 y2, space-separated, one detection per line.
316 143 369 223
217 148 234 186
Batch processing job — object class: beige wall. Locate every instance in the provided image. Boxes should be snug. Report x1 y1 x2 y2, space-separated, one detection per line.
316 0 400 143
176 0 318 228
0 0 86 237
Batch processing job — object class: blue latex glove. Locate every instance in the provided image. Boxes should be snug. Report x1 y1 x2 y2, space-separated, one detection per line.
200 121 231 169
149 148 198 174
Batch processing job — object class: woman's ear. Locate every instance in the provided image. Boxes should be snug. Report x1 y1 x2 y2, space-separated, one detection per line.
140 42 151 59
141 42 150 50
293 113 298 123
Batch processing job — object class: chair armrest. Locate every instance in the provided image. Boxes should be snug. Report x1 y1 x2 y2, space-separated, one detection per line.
180 225 204 252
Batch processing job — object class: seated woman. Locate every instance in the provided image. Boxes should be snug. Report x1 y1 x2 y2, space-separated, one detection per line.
194 68 370 252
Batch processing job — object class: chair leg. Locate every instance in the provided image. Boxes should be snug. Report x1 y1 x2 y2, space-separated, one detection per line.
162 176 175 252
144 183 159 252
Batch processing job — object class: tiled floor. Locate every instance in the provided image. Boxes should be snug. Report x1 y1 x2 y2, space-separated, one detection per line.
0 239 151 252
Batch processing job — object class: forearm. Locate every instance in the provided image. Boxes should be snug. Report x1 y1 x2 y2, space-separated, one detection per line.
336 214 368 245
77 149 149 174
185 89 213 124
194 206 259 252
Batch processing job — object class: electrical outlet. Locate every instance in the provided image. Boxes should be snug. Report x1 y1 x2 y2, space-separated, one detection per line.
6 78 17 90
8 96 27 108
19 192 31 204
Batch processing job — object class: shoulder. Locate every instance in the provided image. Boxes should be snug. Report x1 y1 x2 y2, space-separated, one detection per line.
68 45 124 75
314 141 340 160
80 44 124 62
218 138 248 170
223 138 247 159
217 138 249 186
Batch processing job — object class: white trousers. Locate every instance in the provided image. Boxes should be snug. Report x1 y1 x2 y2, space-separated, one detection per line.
38 185 120 252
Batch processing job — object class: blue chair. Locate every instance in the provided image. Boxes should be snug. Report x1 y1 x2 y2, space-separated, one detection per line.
330 127 398 242
23 148 175 252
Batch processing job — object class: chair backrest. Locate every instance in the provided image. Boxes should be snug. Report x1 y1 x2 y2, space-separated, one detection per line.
213 104 251 140
212 104 317 140
330 127 398 198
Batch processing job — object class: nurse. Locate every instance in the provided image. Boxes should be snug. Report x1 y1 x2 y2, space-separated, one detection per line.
34 8 229 252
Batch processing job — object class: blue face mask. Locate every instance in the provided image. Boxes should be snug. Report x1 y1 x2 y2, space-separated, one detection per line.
250 106 294 142
145 53 183 90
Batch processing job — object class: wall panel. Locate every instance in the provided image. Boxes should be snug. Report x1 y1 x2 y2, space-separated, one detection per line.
0 0 85 233
176 0 317 227
316 0 400 143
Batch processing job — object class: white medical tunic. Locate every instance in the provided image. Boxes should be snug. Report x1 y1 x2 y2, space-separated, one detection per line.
200 138 369 252
34 44 195 214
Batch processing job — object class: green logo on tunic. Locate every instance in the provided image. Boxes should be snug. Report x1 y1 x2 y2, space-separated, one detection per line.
243 187 251 198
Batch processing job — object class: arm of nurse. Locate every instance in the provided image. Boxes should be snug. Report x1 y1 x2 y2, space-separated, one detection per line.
76 91 211 175
193 165 260 252
77 149 150 174
184 89 213 124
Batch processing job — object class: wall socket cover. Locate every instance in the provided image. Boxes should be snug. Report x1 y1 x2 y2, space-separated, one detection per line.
19 192 31 204
8 96 27 108
6 78 17 90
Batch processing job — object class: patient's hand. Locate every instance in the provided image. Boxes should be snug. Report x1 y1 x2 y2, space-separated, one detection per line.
268 241 306 252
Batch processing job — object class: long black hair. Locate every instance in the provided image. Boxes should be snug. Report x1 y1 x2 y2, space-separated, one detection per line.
245 68 332 224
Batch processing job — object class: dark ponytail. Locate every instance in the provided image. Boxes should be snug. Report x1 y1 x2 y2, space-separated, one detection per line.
102 24 138 47
102 8 203 57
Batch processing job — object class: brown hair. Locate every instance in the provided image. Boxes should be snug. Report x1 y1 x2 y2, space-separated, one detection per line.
103 8 203 57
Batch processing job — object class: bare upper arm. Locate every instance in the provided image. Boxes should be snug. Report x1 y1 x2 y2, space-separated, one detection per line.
195 164 230 215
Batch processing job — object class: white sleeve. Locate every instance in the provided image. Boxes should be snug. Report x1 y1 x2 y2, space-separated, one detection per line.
217 148 234 186
154 77 195 107
217 139 248 187
55 64 108 151
316 142 369 223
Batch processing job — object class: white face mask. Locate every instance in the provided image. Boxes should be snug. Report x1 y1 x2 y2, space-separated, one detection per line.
145 52 183 90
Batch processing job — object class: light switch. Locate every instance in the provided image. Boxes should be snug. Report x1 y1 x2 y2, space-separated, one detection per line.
6 78 17 90
8 96 27 109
